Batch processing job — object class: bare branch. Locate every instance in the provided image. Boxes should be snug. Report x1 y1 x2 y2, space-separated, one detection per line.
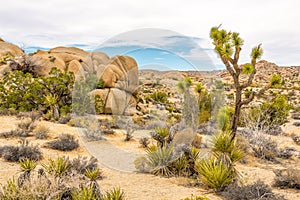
241 85 270 106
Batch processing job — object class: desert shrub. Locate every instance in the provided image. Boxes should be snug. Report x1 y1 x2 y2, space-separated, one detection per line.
197 88 212 123
146 120 167 130
0 156 104 200
273 168 300 189
150 91 169 103
97 78 106 89
45 133 79 151
221 180 286 200
270 74 282 87
276 148 294 159
195 158 235 190
293 122 300 127
83 125 104 141
0 68 74 118
17 111 41 122
33 124 50 139
0 139 42 162
95 94 105 114
181 195 210 200
247 95 290 130
58 113 72 124
291 113 300 120
123 119 136 142
0 129 25 138
134 156 150 173
241 130 279 161
195 131 244 190
139 137 150 148
17 118 36 136
67 117 91 127
70 156 98 174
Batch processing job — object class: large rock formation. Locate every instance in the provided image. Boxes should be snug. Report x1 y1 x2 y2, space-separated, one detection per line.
0 39 24 57
0 40 139 115
0 39 25 76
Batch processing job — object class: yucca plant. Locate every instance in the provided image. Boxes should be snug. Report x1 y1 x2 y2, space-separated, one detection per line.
172 155 189 176
42 156 71 178
102 187 126 200
19 158 37 173
151 127 170 147
190 147 200 161
211 131 234 153
146 146 174 177
210 131 244 163
196 158 235 190
0 178 19 199
72 185 100 200
85 168 101 181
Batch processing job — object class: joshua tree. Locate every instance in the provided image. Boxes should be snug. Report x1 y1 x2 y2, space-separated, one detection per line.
210 25 271 139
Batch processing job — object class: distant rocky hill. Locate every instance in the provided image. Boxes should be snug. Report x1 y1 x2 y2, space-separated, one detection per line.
219 60 300 86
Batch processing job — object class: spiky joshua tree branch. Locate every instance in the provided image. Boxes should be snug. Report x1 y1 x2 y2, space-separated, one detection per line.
210 25 271 139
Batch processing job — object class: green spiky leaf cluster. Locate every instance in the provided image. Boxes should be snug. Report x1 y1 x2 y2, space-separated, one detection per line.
196 158 235 190
42 157 71 178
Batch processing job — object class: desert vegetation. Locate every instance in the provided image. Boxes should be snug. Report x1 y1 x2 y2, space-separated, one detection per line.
0 26 299 200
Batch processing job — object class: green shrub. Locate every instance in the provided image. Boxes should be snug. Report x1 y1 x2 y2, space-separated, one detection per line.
0 68 74 118
270 74 282 87
248 95 291 129
95 94 105 114
150 91 169 103
97 78 106 89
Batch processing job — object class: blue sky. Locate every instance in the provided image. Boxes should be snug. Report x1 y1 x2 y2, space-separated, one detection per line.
1 0 300 70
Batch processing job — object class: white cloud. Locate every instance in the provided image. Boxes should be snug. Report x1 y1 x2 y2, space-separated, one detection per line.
0 0 300 66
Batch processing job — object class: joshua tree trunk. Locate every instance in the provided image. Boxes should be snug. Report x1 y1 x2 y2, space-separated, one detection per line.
231 87 242 138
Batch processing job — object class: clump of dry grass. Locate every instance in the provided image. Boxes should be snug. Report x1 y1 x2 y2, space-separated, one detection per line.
33 124 50 139
0 139 42 162
221 180 286 200
273 168 300 189
45 133 79 151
